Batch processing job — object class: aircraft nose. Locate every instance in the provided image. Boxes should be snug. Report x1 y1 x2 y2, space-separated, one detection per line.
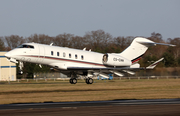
4 52 11 58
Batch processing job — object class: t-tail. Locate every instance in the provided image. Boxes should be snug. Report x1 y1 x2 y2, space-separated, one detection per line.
119 37 175 64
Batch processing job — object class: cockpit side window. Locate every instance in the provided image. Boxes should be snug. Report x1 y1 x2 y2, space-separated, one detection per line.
17 45 34 49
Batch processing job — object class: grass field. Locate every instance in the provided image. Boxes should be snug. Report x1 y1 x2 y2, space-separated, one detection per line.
0 79 180 104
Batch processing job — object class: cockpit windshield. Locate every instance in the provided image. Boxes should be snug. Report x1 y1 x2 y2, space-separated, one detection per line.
17 45 34 49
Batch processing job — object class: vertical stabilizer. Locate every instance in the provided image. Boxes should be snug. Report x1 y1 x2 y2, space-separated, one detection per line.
120 37 154 64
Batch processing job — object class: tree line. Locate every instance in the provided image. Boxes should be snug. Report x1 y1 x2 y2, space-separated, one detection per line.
0 30 180 77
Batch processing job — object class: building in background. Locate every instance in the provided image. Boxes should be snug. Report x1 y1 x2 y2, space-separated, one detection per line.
0 52 16 81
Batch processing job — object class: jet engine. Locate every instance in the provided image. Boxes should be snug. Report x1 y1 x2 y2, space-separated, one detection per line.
102 53 131 66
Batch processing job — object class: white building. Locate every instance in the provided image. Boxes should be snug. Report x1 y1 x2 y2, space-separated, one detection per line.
0 52 16 81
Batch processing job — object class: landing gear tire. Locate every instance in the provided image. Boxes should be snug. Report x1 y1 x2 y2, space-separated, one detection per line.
70 78 77 84
86 78 89 84
18 70 23 75
88 78 93 84
86 78 93 84
69 78 72 84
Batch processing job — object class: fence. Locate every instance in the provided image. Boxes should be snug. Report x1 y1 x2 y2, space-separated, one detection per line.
12 76 180 83
115 76 180 80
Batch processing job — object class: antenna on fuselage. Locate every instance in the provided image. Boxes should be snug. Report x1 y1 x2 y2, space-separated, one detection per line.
50 43 53 46
83 48 86 51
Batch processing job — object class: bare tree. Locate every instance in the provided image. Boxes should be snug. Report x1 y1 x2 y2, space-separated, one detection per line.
69 36 87 49
0 37 5 51
167 38 180 59
54 33 74 47
4 35 25 50
26 34 54 44
149 32 163 42
113 36 133 51
84 30 113 52
147 32 167 58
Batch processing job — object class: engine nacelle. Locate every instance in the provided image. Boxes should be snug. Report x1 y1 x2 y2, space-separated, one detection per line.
102 53 131 66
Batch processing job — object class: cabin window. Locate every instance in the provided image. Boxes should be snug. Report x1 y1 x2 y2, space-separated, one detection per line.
63 52 66 57
51 51 53 56
75 54 78 59
81 55 84 60
69 54 71 58
57 52 59 56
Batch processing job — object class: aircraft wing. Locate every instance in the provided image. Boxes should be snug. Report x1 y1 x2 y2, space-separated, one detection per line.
67 67 144 70
146 58 164 69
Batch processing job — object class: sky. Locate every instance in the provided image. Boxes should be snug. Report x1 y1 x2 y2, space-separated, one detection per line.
0 0 180 40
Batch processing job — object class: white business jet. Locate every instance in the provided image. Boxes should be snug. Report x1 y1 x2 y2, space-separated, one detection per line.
5 37 174 84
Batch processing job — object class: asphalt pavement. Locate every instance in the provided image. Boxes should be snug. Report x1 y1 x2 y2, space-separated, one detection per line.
1 99 180 116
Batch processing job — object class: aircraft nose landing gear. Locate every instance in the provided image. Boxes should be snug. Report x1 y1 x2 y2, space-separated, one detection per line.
18 70 23 75
18 61 24 74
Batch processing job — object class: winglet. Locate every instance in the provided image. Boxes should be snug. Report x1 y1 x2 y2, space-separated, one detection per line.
146 58 164 69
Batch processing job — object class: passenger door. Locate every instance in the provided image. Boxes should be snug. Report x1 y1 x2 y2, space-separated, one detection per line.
37 45 45 63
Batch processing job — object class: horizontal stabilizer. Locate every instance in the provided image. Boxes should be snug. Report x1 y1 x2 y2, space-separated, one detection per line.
153 43 176 47
146 58 164 69
137 41 175 47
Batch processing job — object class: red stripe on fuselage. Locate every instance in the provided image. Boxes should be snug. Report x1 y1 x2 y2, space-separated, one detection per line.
20 55 104 67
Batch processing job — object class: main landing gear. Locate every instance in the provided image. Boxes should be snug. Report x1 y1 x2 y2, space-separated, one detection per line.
69 78 77 84
85 78 93 84
69 72 94 84
69 77 93 84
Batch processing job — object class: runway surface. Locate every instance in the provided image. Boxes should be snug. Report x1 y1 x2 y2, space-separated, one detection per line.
1 99 180 116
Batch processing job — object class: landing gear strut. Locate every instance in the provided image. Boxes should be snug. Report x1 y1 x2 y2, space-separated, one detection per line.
69 71 94 84
85 78 93 84
18 61 24 75
69 72 78 84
